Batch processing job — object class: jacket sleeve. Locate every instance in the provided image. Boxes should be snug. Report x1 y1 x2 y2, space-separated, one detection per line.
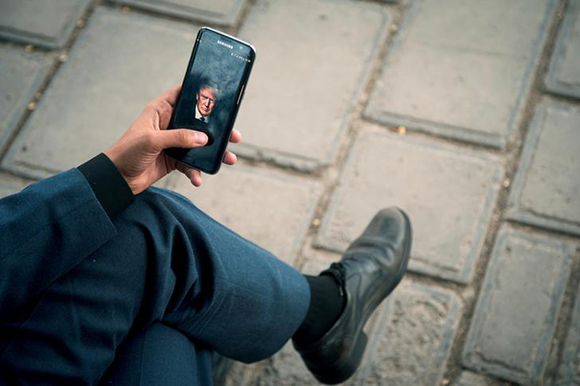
0 154 134 316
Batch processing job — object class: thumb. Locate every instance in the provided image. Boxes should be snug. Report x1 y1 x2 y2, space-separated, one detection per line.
154 129 208 150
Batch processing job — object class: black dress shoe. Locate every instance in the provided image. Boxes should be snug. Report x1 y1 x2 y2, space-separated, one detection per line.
293 207 412 384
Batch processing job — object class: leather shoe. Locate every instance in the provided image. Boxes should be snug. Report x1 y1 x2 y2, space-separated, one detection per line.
293 207 412 384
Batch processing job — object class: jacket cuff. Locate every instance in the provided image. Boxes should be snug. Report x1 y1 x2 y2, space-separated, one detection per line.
77 153 134 219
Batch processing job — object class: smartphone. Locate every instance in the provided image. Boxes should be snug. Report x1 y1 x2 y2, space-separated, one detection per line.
165 27 256 174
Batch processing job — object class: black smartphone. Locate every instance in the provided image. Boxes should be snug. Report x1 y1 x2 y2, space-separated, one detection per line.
165 27 255 174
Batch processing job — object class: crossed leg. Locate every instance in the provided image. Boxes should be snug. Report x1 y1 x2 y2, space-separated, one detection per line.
0 187 310 385
100 323 215 386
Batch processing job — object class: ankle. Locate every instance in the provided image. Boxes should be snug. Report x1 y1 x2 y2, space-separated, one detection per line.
292 274 345 346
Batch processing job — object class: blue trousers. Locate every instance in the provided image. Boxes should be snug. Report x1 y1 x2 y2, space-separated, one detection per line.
101 323 215 386
0 178 310 385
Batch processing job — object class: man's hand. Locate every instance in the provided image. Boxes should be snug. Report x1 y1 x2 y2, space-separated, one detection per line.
104 85 241 195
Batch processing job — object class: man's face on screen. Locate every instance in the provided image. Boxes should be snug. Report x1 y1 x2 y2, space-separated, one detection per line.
196 87 217 116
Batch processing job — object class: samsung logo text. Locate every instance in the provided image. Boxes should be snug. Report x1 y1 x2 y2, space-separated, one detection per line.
217 40 233 49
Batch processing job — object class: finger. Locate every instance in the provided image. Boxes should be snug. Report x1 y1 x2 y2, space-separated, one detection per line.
175 162 203 187
148 85 182 128
229 129 242 143
191 169 203 187
157 84 182 107
154 129 207 150
223 151 237 165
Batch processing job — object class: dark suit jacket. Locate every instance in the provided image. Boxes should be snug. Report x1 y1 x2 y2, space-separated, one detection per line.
0 154 132 319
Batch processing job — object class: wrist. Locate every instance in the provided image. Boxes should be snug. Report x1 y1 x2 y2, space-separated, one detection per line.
78 153 135 219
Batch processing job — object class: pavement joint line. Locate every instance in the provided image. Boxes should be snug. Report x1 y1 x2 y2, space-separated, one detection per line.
463 228 576 383
438 185 507 384
0 47 52 166
543 0 580 101
0 0 92 50
544 247 580 384
0 54 55 172
499 0 575 237
501 219 580 244
361 114 510 156
364 0 563 153
99 0 237 34
275 2 404 279
540 85 580 104
543 87 580 103
436 1 572 379
232 0 395 175
299 2 405 266
233 0 257 32
0 0 100 175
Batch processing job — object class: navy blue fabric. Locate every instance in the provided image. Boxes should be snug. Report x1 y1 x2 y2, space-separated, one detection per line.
0 169 117 317
100 323 214 386
0 169 310 385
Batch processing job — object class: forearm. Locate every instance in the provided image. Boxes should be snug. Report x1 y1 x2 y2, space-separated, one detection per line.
0 154 134 317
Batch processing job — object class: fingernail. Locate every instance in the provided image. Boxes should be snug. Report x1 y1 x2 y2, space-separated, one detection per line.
194 132 208 144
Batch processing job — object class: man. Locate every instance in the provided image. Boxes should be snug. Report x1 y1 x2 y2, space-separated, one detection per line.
0 85 412 385
195 81 218 123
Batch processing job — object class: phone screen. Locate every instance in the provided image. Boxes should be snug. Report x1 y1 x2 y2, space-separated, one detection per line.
167 28 255 174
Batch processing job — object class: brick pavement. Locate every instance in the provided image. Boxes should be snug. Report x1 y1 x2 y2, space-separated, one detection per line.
1 0 579 385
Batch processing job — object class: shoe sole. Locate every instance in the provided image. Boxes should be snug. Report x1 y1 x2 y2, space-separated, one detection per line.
313 208 412 384
314 331 368 384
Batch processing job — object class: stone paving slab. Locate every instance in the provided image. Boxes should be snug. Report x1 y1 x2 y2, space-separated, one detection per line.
3 7 198 179
0 46 51 152
316 128 502 284
545 0 580 99
109 0 246 27
462 227 574 385
554 279 580 386
506 100 580 236
249 281 386 386
251 343 322 386
354 282 462 385
0 174 30 199
231 0 389 171
0 0 90 49
453 371 496 386
365 0 556 149
165 164 320 265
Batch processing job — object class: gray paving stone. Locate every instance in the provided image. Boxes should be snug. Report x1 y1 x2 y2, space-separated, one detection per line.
365 0 556 149
0 46 51 152
3 7 198 179
0 0 90 49
231 0 389 171
166 164 320 266
462 228 574 384
506 100 580 236
252 343 319 386
109 0 246 27
316 129 502 283
545 0 580 99
0 174 29 199
254 280 386 386
354 282 462 385
554 281 580 386
453 371 496 386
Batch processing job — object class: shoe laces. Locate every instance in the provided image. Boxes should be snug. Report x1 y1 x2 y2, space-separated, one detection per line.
329 262 345 282
326 262 346 297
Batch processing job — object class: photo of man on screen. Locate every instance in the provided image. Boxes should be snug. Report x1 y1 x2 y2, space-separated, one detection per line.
195 81 219 123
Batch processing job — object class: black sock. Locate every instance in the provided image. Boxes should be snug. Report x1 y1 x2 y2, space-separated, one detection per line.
293 274 346 346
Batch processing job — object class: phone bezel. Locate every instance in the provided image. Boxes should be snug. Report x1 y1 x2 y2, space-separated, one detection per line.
165 27 256 174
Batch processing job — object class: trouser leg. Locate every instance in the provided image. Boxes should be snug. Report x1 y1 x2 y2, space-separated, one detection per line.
100 323 213 386
0 187 310 384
